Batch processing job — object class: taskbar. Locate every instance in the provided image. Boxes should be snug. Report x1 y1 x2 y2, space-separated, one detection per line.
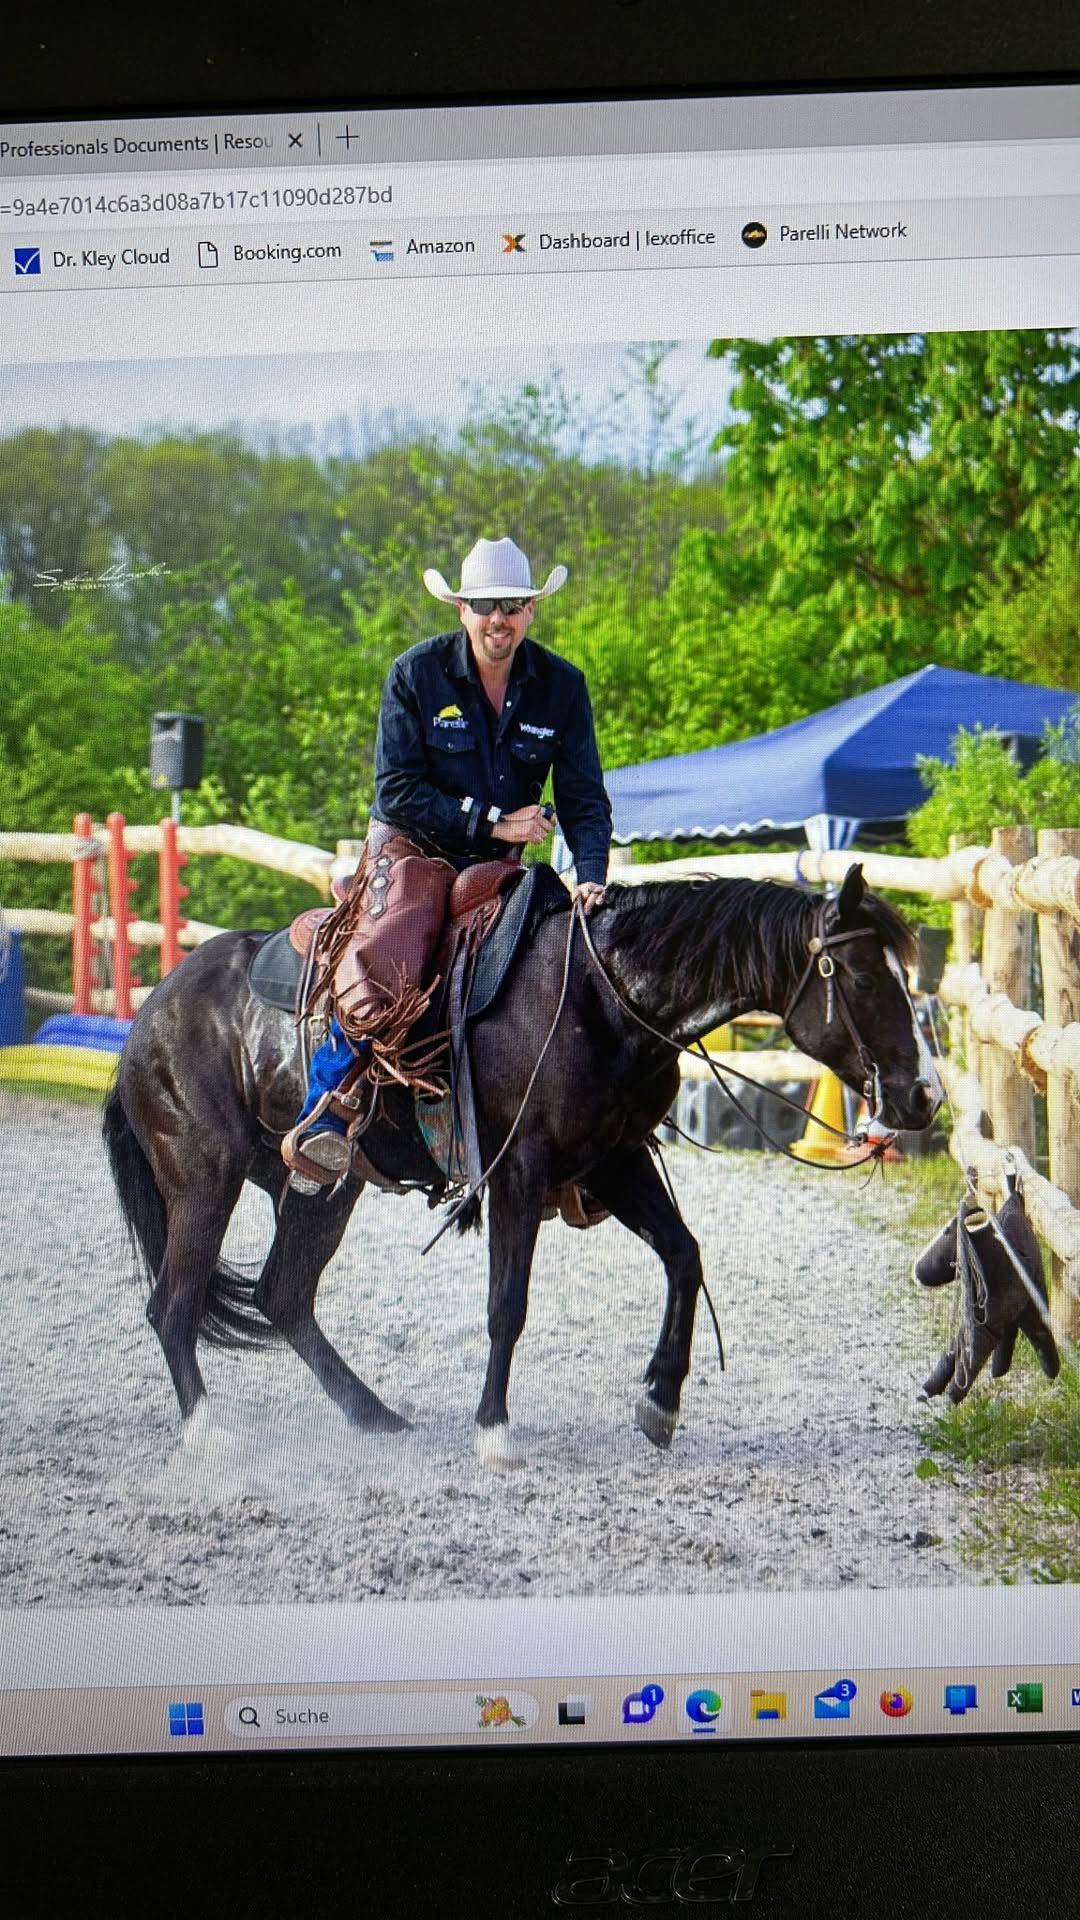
2 1665 1079 1757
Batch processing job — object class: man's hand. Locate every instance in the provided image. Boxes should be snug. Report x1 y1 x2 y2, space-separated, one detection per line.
573 881 606 913
491 805 553 846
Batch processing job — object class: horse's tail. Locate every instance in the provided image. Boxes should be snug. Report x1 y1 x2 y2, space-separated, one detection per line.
102 1084 280 1350
103 1084 167 1281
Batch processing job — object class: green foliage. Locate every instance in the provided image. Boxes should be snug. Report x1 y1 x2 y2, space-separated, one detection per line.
991 533 1080 688
908 722 1080 854
700 330 1080 719
5 330 1080 990
924 1360 1080 1580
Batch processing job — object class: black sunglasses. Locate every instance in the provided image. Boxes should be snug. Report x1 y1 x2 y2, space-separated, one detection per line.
462 597 533 616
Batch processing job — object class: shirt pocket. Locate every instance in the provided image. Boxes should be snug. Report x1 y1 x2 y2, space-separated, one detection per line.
424 725 477 756
508 730 558 767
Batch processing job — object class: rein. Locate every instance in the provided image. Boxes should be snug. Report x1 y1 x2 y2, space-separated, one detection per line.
426 892 892 1259
575 901 894 1169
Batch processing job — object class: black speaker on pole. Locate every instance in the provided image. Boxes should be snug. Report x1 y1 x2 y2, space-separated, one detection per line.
149 713 204 793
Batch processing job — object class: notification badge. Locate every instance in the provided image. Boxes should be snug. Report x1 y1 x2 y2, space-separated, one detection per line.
880 1688 913 1718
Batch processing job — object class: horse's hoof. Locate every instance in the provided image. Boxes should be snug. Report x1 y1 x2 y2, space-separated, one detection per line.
475 1423 526 1471
364 1405 410 1434
634 1391 677 1450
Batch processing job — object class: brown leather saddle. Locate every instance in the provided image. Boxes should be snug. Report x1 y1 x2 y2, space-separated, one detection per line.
248 859 602 1228
250 858 567 1028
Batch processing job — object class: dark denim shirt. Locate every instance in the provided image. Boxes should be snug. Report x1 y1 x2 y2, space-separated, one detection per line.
374 629 612 884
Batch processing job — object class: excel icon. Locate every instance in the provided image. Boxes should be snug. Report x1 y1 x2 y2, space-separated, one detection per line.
1007 1683 1043 1714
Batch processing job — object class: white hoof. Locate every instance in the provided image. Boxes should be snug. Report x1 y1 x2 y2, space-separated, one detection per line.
475 1423 526 1471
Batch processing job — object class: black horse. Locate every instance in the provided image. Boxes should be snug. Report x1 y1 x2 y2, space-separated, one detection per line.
103 863 940 1468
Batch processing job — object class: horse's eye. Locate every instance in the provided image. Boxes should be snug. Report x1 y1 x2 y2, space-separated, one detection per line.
853 972 876 993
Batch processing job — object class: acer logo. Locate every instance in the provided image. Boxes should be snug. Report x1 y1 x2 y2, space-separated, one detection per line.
551 1844 795 1907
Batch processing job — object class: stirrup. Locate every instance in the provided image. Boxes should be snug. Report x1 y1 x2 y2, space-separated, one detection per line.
282 1123 353 1195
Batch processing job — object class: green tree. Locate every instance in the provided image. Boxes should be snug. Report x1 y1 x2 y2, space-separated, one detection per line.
908 720 1080 855
699 331 1080 701
989 533 1080 690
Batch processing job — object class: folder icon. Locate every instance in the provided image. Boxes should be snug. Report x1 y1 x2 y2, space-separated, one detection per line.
750 1690 787 1721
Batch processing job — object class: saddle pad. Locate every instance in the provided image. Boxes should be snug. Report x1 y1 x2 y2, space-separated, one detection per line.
247 926 305 1011
464 860 571 1023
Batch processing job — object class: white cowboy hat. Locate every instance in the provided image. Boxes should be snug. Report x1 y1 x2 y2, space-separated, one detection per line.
423 536 568 605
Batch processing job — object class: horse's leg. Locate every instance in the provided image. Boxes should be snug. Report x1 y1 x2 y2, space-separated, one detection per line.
474 1169 545 1471
582 1145 704 1450
147 1176 245 1429
253 1186 408 1432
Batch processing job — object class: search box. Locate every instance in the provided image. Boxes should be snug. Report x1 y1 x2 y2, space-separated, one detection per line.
225 1691 540 1740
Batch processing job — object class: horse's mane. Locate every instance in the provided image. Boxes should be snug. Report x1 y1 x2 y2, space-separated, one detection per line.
597 874 917 1005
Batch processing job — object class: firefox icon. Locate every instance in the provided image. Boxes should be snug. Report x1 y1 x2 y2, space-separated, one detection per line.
880 1688 913 1718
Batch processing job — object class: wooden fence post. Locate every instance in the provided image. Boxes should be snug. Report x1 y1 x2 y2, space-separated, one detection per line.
71 813 94 1016
1037 827 1080 1340
158 817 189 976
105 812 138 1021
980 825 1037 1168
948 832 978 1066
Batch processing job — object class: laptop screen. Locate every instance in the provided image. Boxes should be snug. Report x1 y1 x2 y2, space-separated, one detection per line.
1 84 1078 1766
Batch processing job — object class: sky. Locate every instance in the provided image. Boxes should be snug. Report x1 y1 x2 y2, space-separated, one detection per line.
1 338 736 470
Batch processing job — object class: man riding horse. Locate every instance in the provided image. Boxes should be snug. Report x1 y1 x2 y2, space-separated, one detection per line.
280 536 613 1193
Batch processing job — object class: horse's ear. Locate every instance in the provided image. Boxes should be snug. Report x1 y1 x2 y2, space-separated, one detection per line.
835 863 865 924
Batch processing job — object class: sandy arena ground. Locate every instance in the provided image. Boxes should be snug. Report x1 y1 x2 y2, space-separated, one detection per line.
0 1090 986 1608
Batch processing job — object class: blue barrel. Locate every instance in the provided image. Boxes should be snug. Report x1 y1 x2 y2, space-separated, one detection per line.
0 930 26 1046
32 1013 133 1051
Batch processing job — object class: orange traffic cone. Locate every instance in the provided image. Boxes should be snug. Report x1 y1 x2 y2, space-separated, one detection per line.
790 1070 859 1164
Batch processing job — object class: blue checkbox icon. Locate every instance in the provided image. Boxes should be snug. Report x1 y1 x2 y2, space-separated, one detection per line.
14 247 42 276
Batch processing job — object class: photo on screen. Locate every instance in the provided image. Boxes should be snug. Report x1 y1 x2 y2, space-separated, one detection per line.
1 326 1078 1613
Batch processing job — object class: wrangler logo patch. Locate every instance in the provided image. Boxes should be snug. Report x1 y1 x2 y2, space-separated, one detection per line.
519 722 555 739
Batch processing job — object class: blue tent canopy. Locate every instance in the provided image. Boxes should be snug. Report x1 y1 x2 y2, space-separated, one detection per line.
604 665 1076 848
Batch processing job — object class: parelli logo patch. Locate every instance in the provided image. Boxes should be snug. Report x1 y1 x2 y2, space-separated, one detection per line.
551 1843 795 1906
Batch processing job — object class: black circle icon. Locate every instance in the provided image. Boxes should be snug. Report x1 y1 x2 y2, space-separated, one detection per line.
741 221 767 249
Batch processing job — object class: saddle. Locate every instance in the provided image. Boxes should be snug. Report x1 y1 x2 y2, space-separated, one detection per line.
248 850 601 1229
248 857 567 1026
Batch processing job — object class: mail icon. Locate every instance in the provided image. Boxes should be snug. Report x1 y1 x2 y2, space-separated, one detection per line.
13 247 42 276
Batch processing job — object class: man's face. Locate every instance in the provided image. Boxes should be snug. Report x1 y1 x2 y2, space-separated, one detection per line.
458 597 535 671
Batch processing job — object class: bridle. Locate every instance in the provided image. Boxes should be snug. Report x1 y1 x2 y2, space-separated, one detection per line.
781 917 888 1127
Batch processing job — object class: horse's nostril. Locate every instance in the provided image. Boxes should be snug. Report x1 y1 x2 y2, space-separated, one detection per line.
913 1078 938 1112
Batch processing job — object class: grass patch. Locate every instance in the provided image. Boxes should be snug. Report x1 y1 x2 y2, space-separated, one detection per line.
863 1153 966 1244
928 1355 1080 1472
854 1156 1080 1580
921 1358 1080 1582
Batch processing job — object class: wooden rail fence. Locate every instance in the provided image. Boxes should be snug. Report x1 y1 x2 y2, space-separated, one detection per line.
4 818 1079 1333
